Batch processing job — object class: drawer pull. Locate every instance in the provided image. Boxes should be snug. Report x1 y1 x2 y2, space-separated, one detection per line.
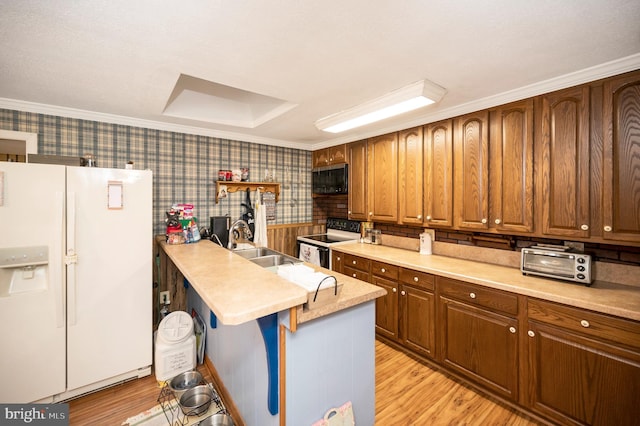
352 273 356 278
527 330 535 338
481 218 487 224
381 268 386 273
336 256 341 261
392 287 397 293
581 224 589 231
469 292 476 299
401 290 406 296
413 276 419 282
580 320 590 328
604 225 612 232
352 260 356 265
509 327 516 334
426 215 432 221
495 218 501 224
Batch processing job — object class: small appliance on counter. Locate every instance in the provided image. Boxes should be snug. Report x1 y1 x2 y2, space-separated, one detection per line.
209 215 231 247
521 244 592 285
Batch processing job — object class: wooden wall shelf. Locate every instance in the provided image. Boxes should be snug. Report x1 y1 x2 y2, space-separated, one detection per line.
216 181 280 203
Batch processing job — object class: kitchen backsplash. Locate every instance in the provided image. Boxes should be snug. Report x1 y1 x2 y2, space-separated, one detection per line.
0 109 314 235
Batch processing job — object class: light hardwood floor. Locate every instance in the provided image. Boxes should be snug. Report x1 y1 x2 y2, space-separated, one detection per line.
68 340 546 425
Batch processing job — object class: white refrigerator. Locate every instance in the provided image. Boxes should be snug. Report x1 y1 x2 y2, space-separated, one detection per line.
0 162 152 403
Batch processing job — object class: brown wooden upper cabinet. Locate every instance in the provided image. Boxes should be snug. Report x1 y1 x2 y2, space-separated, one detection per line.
368 133 398 222
398 127 424 225
537 85 591 238
312 144 347 168
347 140 368 221
454 111 490 230
423 120 454 227
602 71 640 243
489 99 534 233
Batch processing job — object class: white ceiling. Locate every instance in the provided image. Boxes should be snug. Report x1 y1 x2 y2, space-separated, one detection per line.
1 1 639 151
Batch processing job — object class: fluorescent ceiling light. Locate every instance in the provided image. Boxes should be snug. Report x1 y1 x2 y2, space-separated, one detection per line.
316 79 446 133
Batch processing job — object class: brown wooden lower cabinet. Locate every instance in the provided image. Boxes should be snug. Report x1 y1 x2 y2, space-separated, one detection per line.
332 250 640 426
526 299 640 426
438 277 520 402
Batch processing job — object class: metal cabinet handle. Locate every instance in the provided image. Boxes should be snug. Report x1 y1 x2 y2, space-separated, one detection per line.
392 287 397 293
509 327 516 334
469 292 476 299
381 268 386 273
417 214 422 219
604 225 612 232
336 256 341 261
426 215 432 221
581 224 589 231
495 219 501 224
369 212 373 216
352 273 357 278
580 320 590 328
413 277 419 282
401 290 406 296
481 218 487 224
352 260 356 265
527 330 535 338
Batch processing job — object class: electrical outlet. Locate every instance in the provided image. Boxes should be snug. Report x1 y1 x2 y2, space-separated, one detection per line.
564 241 584 252
423 229 435 240
160 291 170 305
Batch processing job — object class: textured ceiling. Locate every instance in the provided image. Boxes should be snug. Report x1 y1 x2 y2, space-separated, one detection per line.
1 1 639 150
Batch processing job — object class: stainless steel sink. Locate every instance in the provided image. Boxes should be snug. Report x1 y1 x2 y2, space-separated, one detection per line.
250 253 301 268
233 247 280 259
233 246 302 269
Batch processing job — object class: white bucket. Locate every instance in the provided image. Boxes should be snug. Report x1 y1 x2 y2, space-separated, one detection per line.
155 311 197 382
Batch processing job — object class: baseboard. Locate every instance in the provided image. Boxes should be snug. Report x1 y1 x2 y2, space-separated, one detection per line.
203 355 245 426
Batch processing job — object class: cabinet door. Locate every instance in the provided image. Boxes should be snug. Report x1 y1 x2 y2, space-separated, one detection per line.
490 99 534 233
454 111 490 229
348 140 368 220
331 250 343 273
373 276 399 340
368 133 398 222
312 149 329 168
398 127 424 224
400 284 435 359
538 86 591 237
328 144 347 164
602 71 640 243
527 321 640 426
439 297 519 401
424 120 454 227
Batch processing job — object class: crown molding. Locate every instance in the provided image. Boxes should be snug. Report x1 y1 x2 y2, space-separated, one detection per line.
0 98 307 150
311 52 640 150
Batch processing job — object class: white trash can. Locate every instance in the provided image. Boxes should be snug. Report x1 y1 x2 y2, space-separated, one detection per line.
155 311 197 382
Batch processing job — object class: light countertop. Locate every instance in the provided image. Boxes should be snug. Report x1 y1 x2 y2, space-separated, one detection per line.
158 240 385 326
332 243 640 322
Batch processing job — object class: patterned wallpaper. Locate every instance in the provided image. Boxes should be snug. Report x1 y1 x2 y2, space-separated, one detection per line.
0 109 313 235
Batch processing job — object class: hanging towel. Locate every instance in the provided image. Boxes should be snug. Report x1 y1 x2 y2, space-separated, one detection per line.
298 243 321 266
253 188 269 247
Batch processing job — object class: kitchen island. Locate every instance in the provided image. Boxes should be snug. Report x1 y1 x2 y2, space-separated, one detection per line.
158 239 386 426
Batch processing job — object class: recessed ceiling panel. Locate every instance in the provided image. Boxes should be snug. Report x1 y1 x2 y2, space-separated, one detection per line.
163 74 297 128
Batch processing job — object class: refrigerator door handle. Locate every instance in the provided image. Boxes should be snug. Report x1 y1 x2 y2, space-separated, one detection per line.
53 191 65 328
67 191 78 326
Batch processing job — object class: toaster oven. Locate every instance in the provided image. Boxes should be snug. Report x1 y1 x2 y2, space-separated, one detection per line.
521 246 592 285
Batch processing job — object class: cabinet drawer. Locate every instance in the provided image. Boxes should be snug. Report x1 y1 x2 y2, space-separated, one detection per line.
344 254 370 272
528 298 640 351
400 268 434 290
343 266 370 282
438 277 518 316
371 261 398 280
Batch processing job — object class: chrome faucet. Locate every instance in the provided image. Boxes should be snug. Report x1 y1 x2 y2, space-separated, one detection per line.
228 219 253 249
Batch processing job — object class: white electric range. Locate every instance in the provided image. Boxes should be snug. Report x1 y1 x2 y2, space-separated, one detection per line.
296 218 361 268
